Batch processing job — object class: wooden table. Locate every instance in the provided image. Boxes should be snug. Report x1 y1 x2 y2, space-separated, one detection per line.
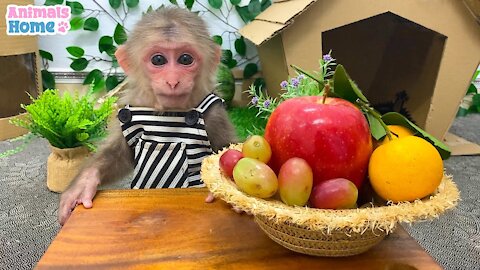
37 189 442 270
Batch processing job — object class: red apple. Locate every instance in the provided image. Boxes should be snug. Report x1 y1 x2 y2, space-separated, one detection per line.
309 178 358 209
219 149 244 178
265 96 372 188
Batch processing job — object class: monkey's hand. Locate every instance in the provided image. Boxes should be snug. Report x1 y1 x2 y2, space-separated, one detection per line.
204 192 215 203
58 167 100 226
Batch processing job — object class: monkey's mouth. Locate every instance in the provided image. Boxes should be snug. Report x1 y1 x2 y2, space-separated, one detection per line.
155 92 190 100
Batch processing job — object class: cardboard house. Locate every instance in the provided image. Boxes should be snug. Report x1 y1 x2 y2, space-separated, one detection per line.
240 0 480 154
0 1 42 140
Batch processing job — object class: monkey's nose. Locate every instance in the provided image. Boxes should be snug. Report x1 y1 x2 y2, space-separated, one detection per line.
167 81 179 89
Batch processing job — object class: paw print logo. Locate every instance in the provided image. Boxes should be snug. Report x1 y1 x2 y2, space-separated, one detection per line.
57 21 70 34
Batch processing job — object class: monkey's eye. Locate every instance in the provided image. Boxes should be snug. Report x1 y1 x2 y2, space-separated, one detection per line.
151 54 167 66
177 54 194 65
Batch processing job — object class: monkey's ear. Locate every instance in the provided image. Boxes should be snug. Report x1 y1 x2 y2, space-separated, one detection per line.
115 46 131 75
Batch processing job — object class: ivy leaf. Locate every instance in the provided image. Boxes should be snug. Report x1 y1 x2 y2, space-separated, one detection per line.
114 24 128 45
221 50 233 66
382 112 451 160
109 0 121 9
106 46 117 57
169 0 178 5
39 50 53 61
70 58 89 71
99 36 114 54
253 77 266 90
332 64 368 103
185 0 194 10
44 0 64 6
92 78 106 93
208 0 222 9
83 69 104 85
66 1 84 15
84 17 99 31
113 23 127 45
366 112 386 140
260 0 271 11
243 63 258 79
248 0 262 18
126 0 139 8
221 50 238 68
212 35 223 46
473 93 480 111
106 75 120 90
112 57 119 68
230 0 241 5
70 17 84 31
234 37 247 56
235 6 252 23
41 70 55 90
228 59 238 69
456 107 469 117
466 83 477 94
66 46 84 58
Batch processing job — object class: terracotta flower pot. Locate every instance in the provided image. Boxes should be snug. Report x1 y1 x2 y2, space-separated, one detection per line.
46 145 90 193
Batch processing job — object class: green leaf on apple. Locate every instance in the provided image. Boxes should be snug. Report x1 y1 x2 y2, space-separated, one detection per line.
366 113 386 140
332 65 368 104
382 112 451 160
290 65 325 90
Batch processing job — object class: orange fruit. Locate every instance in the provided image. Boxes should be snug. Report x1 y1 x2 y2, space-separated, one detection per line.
368 136 443 202
381 125 414 145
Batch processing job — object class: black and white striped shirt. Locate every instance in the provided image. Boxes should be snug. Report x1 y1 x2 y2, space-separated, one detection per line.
118 93 222 189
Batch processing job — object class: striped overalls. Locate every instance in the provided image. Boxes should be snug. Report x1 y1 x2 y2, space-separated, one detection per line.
118 93 222 189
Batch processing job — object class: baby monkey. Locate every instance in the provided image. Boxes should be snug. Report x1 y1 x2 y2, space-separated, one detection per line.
58 7 237 225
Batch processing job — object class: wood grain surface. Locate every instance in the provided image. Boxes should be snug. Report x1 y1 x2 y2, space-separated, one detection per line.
36 188 442 270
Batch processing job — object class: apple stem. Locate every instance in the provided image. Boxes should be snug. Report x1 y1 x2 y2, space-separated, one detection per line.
356 99 393 140
322 83 331 104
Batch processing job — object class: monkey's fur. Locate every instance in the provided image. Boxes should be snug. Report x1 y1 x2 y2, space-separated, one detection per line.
73 8 237 185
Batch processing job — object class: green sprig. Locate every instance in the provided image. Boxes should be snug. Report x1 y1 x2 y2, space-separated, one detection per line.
9 88 117 151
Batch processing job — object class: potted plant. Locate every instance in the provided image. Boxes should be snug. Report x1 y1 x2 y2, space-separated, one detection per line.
11 88 117 192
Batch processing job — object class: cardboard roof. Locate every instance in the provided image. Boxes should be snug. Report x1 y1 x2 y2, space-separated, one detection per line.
239 0 317 45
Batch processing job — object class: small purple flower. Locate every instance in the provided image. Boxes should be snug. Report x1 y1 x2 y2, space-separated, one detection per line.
323 54 333 62
297 74 305 80
251 96 259 105
280 80 288 89
263 100 271 108
291 78 300 88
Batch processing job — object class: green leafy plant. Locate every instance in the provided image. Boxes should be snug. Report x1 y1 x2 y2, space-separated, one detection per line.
457 70 480 116
41 0 270 93
10 88 117 151
248 53 451 159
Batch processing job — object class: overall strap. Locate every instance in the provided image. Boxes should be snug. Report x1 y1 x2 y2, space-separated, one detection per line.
195 93 224 114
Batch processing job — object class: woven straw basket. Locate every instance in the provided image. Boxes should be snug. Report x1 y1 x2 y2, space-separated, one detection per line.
201 145 460 257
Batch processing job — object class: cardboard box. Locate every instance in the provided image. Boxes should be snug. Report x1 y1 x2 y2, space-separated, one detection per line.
464 0 480 22
0 1 42 140
240 0 480 154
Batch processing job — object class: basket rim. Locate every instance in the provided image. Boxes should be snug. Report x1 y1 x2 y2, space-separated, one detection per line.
201 144 460 234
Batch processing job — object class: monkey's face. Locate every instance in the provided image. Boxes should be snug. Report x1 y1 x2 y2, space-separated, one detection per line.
144 42 201 109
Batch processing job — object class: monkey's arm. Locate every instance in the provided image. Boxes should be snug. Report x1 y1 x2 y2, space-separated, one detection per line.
58 121 134 225
83 120 134 183
204 103 239 152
